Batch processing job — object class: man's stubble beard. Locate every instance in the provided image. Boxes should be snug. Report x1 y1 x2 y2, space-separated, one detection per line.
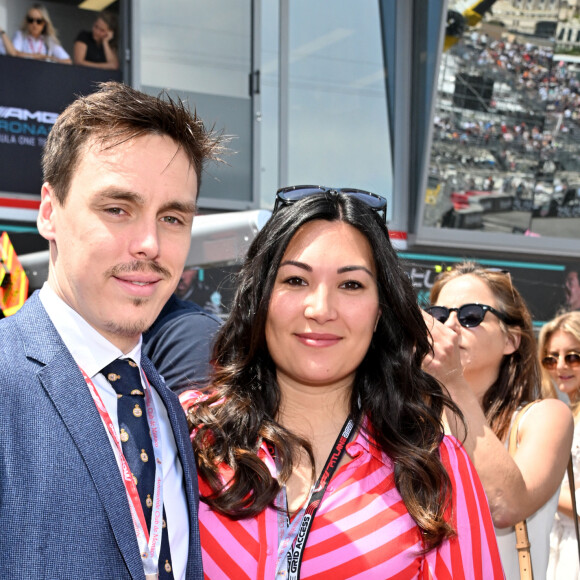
103 297 156 337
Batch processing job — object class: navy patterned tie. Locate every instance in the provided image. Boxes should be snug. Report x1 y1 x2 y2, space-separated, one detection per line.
101 358 175 579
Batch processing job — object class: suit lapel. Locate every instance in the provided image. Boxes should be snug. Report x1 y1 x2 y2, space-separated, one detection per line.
19 295 146 579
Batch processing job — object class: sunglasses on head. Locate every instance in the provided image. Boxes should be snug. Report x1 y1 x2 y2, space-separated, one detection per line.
27 16 45 24
274 185 387 222
425 303 512 328
541 352 580 370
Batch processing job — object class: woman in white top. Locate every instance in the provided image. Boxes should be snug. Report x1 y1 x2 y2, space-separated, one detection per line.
424 262 573 579
540 311 580 579
12 4 71 64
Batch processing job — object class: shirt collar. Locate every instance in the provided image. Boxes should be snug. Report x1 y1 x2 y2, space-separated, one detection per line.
39 282 142 378
346 416 392 468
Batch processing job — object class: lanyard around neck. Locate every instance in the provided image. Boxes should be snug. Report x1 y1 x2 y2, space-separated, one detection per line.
80 365 165 577
27 35 45 54
275 415 357 580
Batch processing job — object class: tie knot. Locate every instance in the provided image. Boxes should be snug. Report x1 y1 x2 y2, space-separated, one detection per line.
101 358 144 396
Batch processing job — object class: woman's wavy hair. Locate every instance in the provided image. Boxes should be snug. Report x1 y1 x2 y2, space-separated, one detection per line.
21 4 62 48
188 192 464 550
429 262 541 441
538 311 580 417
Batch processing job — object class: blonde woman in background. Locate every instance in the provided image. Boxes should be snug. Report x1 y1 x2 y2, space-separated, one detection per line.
541 312 580 579
12 4 71 64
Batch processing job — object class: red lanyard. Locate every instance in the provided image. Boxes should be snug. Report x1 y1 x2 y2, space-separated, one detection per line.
275 416 356 579
80 365 165 577
27 36 44 54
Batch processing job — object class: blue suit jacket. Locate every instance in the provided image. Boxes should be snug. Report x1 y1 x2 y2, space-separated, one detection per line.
0 292 203 579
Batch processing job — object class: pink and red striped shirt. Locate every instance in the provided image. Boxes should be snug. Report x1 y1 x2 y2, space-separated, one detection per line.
181 391 504 579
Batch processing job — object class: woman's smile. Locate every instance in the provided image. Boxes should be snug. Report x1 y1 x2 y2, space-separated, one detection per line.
266 220 380 391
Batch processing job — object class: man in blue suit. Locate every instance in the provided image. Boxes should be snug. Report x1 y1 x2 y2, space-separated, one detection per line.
0 82 223 579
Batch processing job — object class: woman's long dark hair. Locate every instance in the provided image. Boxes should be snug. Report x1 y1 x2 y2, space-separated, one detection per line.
188 193 462 550
429 262 541 442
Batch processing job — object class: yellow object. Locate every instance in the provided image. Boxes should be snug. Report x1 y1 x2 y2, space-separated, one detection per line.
0 232 29 317
78 0 116 11
426 179 441 205
444 0 497 52
463 7 486 28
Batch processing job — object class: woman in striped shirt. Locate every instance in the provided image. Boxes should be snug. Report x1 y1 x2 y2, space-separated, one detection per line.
182 188 503 579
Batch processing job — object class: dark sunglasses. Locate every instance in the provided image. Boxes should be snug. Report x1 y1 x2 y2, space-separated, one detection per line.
425 303 512 328
274 185 387 222
27 16 45 24
541 352 580 370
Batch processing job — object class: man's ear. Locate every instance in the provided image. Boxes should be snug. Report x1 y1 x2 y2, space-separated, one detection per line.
37 183 57 241
503 326 521 356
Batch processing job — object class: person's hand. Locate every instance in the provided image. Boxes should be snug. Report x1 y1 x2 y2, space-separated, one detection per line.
421 310 464 386
104 30 114 43
422 310 471 440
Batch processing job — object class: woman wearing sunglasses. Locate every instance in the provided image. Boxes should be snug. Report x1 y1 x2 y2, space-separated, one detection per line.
180 188 503 578
424 262 573 580
539 312 580 579
12 4 71 64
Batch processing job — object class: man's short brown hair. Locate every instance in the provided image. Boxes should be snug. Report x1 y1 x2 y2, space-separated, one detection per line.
42 82 225 204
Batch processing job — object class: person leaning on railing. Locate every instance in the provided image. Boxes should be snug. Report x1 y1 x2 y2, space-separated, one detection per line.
12 4 71 64
73 11 118 70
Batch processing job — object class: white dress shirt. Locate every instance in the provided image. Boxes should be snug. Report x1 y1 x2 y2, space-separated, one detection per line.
40 283 188 580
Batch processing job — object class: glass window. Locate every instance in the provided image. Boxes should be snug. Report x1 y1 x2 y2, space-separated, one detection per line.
418 8 580 254
259 0 280 207
135 0 254 208
275 0 392 212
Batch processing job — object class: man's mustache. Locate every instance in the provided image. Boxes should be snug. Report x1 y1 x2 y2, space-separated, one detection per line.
106 261 171 279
